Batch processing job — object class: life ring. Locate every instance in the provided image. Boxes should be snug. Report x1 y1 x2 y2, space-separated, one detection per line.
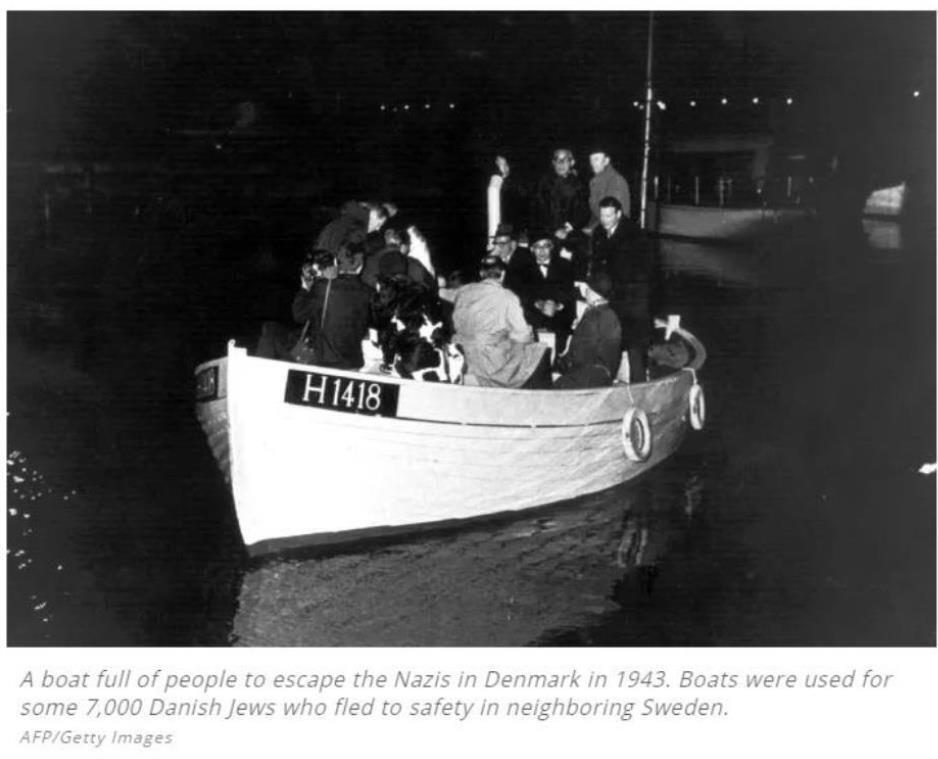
688 384 706 431
621 408 652 462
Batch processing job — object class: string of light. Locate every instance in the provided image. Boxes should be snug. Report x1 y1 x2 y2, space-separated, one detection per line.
376 88 923 113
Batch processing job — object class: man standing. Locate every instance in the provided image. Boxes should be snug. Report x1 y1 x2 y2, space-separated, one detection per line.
315 200 388 257
585 146 631 233
292 251 372 370
530 148 591 278
591 196 654 383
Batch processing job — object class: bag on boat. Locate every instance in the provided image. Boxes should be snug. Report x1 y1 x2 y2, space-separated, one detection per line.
289 278 332 365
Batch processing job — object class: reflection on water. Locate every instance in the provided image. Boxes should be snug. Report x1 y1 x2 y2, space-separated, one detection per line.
7 206 935 646
861 217 902 251
658 238 763 288
232 456 706 646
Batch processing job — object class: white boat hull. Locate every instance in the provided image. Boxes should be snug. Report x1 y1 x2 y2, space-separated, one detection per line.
196 341 703 555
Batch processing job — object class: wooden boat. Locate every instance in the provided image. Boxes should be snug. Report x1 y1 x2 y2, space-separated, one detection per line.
232 458 705 645
195 328 707 557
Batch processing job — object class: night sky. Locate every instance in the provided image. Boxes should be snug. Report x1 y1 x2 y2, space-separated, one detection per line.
7 11 935 193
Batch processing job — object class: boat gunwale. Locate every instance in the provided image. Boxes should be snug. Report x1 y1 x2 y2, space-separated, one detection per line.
194 327 706 397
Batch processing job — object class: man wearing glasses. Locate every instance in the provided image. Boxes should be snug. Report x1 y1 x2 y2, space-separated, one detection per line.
491 223 536 297
529 148 591 279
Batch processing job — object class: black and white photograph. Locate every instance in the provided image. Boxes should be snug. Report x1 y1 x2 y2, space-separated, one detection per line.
6 8 935 648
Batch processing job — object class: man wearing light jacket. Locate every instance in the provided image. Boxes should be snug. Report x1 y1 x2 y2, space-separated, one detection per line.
585 146 631 234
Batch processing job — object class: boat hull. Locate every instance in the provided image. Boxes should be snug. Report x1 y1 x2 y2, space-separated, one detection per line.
196 342 702 555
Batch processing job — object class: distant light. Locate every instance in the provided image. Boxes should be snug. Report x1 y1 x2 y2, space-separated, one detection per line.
689 100 697 107
449 103 455 109
424 103 431 110
913 90 921 98
752 97 759 104
656 100 666 111
380 104 386 111
720 97 728 105
786 97 794 105
632 100 640 107
403 104 410 111
214 143 222 151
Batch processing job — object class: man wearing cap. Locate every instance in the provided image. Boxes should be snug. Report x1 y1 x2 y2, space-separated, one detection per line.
554 272 622 389
585 146 631 234
452 256 552 388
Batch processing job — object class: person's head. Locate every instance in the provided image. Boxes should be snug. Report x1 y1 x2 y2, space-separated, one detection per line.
337 242 365 275
305 249 337 279
384 224 410 253
580 271 614 306
589 150 612 176
598 195 623 231
363 202 389 233
479 255 507 283
530 233 554 265
551 148 575 178
446 268 467 289
381 201 399 219
492 224 517 262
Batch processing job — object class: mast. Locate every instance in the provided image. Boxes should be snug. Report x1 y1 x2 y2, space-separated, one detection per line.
639 11 654 230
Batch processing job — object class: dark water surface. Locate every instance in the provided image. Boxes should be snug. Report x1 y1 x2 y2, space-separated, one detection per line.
7 209 935 646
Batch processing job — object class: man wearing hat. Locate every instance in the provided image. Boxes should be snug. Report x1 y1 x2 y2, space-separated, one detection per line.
491 223 537 297
554 272 622 389
585 145 631 234
516 231 577 351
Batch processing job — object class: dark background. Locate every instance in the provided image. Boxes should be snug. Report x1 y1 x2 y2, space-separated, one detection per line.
6 11 935 645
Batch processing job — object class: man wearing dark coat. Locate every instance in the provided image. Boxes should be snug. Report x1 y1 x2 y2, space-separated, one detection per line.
529 148 591 278
591 196 655 383
491 224 537 297
314 200 388 257
515 232 577 352
292 263 372 370
361 225 436 291
554 272 622 389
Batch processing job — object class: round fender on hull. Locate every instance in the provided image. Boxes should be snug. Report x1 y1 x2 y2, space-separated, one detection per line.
621 408 652 462
688 383 706 431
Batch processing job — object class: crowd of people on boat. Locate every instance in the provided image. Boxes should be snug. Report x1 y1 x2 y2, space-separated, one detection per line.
255 143 660 389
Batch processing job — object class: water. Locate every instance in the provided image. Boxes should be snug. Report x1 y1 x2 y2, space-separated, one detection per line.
7 207 935 646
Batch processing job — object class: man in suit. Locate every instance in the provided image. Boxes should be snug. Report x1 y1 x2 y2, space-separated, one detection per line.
517 232 577 352
491 223 536 297
590 196 655 383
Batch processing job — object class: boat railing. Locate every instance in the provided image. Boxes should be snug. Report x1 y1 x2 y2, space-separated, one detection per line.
651 172 812 209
